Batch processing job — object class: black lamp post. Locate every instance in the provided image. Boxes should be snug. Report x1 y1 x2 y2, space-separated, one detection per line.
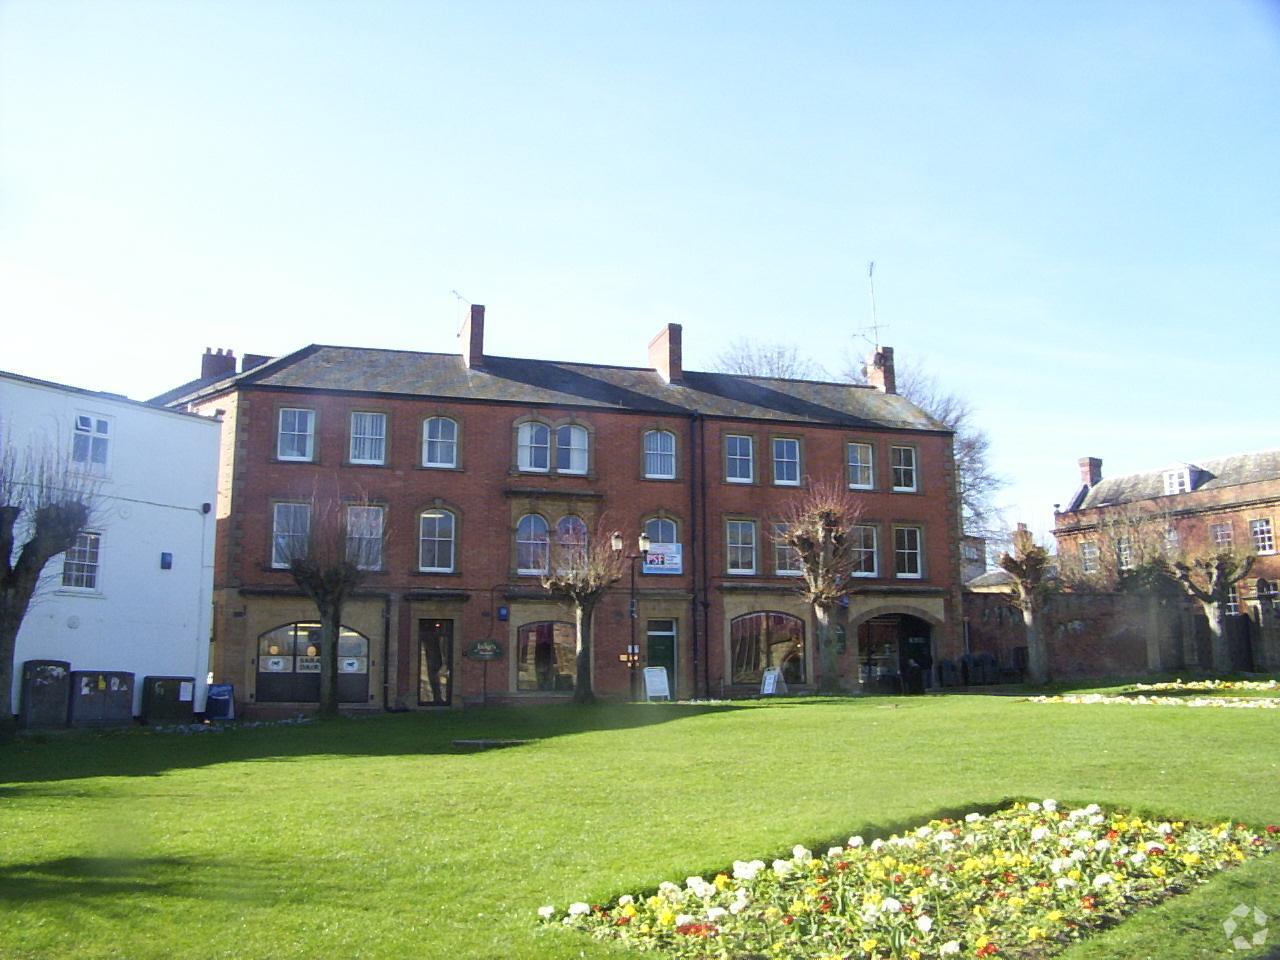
611 530 651 699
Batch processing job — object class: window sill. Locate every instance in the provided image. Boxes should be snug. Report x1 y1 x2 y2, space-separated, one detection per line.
726 570 756 577
894 574 924 580
419 463 463 472
55 588 105 599
891 487 919 494
725 478 754 485
412 568 461 577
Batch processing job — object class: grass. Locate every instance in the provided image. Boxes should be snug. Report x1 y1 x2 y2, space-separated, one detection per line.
2 695 1279 959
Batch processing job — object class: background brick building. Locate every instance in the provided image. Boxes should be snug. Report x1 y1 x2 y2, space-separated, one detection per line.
156 309 963 711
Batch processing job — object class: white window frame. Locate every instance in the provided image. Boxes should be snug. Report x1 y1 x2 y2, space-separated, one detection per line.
1251 518 1275 555
772 521 803 576
516 514 550 575
1116 536 1134 571
893 526 923 579
772 438 800 487
271 502 311 568
891 445 918 492
1080 540 1100 574
1163 528 1180 555
346 504 384 570
1163 469 1190 495
349 412 387 465
644 516 678 547
725 435 754 484
847 442 874 490
1211 521 1233 546
422 417 458 469
61 531 102 591
852 524 878 577
1226 585 1240 616
277 408 315 462
418 509 456 573
643 430 676 479
517 422 551 473
556 425 589 475
726 519 756 575
71 413 111 475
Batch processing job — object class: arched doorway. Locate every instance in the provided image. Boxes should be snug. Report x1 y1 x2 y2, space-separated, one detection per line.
857 613 934 694
515 621 577 692
730 611 806 686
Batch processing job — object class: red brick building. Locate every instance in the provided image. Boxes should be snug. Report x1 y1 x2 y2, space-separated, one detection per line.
156 309 963 711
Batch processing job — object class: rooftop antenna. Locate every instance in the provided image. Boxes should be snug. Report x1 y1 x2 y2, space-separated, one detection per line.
859 261 889 349
451 289 471 335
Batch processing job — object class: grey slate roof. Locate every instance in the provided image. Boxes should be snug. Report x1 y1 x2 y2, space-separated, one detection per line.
1066 449 1280 512
965 569 1014 590
154 345 948 432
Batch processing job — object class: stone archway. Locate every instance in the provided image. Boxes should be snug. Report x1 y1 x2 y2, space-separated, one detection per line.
850 607 939 694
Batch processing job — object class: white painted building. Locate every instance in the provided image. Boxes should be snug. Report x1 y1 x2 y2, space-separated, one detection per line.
1 370 219 716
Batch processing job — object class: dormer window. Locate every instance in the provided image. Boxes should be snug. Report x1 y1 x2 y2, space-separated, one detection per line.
1162 468 1191 495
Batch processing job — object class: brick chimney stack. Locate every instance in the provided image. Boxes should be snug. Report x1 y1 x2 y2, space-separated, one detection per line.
648 323 683 383
459 304 485 369
201 348 237 379
866 346 896 394
1079 456 1102 487
241 354 272 373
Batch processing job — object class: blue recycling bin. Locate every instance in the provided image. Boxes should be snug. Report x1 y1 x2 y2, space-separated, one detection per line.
205 683 235 720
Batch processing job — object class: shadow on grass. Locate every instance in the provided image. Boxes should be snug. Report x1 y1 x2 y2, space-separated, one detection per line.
0 855 269 905
0 701 748 788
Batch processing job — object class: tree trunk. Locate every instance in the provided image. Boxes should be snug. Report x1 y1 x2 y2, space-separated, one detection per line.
1206 600 1232 674
0 612 19 738
573 600 596 704
814 603 842 694
1023 600 1049 686
317 600 342 718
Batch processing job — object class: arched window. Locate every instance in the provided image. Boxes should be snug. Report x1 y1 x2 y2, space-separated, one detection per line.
730 611 805 685
516 514 550 574
256 622 369 703
555 515 588 572
517 422 550 472
557 424 589 474
516 621 576 692
645 516 678 547
643 430 676 479
422 417 458 468
418 509 456 572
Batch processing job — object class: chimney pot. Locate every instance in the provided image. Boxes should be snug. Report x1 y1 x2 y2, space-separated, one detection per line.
866 346 896 394
1079 456 1103 487
460 304 485 368
648 323 683 383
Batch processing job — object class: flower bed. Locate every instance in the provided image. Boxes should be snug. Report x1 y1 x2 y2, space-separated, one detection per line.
538 802 1277 959
1131 679 1279 694
1027 694 1279 709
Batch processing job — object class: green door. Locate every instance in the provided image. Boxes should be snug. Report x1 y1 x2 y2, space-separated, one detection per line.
645 619 677 693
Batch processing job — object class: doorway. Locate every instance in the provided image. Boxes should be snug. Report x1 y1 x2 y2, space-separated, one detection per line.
418 619 453 706
646 619 677 694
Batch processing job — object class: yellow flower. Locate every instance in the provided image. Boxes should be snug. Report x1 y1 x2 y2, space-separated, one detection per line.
860 939 879 952
658 909 676 926
714 873 730 890
1151 864 1166 877
620 904 638 918
1009 896 1026 909
1028 927 1046 941
764 907 782 920
1047 910 1064 924
790 899 809 915
1181 852 1202 866
1068 868 1083 882
976 935 991 949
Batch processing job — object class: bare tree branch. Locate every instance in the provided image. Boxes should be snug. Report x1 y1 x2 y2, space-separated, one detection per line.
713 338 827 381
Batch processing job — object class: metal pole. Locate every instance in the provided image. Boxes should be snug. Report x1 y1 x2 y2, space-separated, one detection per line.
630 556 638 700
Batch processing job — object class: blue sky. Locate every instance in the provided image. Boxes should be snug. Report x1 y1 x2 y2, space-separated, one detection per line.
2 0 1278 538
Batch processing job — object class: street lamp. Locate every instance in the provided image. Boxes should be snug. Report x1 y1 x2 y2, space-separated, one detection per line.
612 531 651 698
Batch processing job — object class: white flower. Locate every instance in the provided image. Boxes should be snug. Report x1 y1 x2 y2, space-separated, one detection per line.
686 876 715 898
729 898 748 915
1031 826 1051 842
1158 822 1174 835
1071 849 1088 862
1050 857 1071 874
848 835 865 848
1084 804 1101 815
827 846 845 858
1089 814 1106 826
1057 877 1078 889
568 902 591 916
870 839 886 851
1094 839 1111 852
658 881 681 898
941 941 962 955
537 905 555 919
676 914 695 926
1131 852 1147 865
733 859 765 881
772 859 794 877
916 826 933 838
882 897 903 913
1028 802 1041 812
1093 873 1114 888
792 844 811 861
965 812 983 823
916 914 934 933
706 907 727 921
1043 799 1058 812
617 895 633 906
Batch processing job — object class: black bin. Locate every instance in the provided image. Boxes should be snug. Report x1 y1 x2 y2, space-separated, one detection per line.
142 676 196 723
67 671 135 726
206 683 235 720
19 660 71 729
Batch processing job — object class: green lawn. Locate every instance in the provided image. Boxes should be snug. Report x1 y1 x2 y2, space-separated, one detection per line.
2 696 1278 959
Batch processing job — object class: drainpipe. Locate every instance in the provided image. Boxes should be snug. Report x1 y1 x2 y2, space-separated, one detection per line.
696 414 711 698
687 412 699 701
382 594 394 711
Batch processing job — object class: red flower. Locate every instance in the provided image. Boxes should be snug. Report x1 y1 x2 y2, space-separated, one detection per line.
1106 830 1120 841
1150 846 1165 857
781 915 795 926
977 943 1000 957
921 867 934 877
1266 825 1279 835
676 923 717 938
836 861 850 872
894 873 906 884
616 916 631 926
1003 871 1017 884
1081 895 1096 911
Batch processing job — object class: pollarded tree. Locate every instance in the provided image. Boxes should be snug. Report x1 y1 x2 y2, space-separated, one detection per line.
997 524 1053 686
1172 550 1255 674
777 481 866 694
540 520 629 704
0 444 98 732
276 481 385 718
